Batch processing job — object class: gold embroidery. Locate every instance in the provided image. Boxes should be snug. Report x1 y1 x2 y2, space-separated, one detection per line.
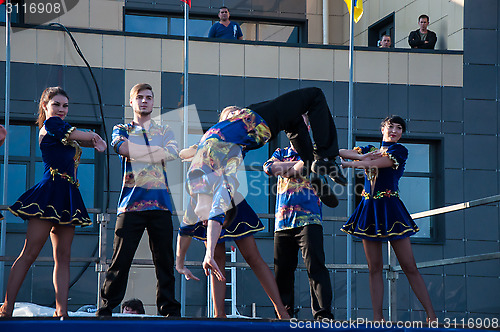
50 168 80 187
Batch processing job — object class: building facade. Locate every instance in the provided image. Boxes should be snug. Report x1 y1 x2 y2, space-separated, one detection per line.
0 0 498 321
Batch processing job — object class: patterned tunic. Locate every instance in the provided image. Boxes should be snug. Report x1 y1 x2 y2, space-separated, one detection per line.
111 120 179 215
263 146 322 232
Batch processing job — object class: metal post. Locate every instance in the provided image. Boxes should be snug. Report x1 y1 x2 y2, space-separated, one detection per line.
322 0 329 45
96 213 110 307
180 2 189 318
387 244 398 321
0 0 11 294
346 0 355 321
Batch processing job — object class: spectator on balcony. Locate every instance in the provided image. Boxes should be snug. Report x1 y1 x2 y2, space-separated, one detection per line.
379 35 391 48
208 6 243 40
408 14 437 49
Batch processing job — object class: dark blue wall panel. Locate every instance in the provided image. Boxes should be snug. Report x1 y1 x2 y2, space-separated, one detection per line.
188 74 220 110
388 84 408 119
65 66 102 105
463 64 496 100
354 83 389 119
408 85 441 121
11 62 37 101
101 69 125 106
464 0 498 29
441 86 463 122
244 77 278 106
464 99 497 135
464 29 498 65
219 75 245 108
161 71 184 109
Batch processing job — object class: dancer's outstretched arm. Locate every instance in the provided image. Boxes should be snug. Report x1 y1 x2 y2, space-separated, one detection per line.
203 220 225 281
68 130 107 152
339 148 381 161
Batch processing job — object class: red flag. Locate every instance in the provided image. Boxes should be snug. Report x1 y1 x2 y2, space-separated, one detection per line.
180 0 191 7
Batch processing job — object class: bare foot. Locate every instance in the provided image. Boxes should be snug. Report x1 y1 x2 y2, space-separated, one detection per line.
0 305 12 318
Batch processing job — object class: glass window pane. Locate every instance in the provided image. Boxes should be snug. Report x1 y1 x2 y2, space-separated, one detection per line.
77 164 95 209
237 170 269 214
399 177 431 237
125 14 167 35
240 22 256 41
0 125 30 157
258 24 298 43
171 18 212 37
0 164 27 223
405 143 430 172
35 127 42 157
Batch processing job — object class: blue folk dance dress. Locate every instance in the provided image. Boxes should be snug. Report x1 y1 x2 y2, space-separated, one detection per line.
9 117 92 226
341 141 419 241
180 108 271 240
180 194 265 243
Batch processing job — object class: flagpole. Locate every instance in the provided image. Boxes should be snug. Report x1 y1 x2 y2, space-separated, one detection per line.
0 0 11 295
180 0 189 318
346 0 355 322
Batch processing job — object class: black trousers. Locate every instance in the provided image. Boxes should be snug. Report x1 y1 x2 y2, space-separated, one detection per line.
100 210 181 316
248 87 339 163
274 224 333 319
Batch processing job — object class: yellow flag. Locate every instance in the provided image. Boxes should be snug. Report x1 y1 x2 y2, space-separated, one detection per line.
344 0 364 23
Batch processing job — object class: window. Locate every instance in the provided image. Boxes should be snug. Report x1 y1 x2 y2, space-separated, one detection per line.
368 13 395 48
124 11 304 44
239 146 271 232
354 138 441 241
0 123 102 230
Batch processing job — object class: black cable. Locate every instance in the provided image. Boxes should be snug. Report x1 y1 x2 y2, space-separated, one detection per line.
46 23 111 304
48 22 111 212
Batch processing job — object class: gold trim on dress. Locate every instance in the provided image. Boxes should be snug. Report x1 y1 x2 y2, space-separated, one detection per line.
361 189 399 199
8 203 92 226
50 168 80 187
382 152 399 169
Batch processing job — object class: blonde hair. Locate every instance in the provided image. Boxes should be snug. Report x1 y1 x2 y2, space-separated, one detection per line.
37 87 69 128
219 106 241 121
130 83 154 100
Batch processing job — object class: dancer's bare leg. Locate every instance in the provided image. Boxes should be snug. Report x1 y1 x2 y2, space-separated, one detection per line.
208 242 227 318
50 224 75 317
362 240 385 321
0 218 52 317
235 235 290 319
390 238 436 321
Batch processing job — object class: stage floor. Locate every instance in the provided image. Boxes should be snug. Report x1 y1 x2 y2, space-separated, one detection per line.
0 317 494 332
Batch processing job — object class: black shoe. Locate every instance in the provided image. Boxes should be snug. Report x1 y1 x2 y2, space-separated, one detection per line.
309 173 339 208
95 307 113 317
311 159 347 186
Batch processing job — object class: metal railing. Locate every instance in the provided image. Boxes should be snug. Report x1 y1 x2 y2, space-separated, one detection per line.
0 194 499 319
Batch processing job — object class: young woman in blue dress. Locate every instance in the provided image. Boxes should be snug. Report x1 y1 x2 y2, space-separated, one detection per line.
176 108 290 319
339 116 436 322
0 87 106 317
